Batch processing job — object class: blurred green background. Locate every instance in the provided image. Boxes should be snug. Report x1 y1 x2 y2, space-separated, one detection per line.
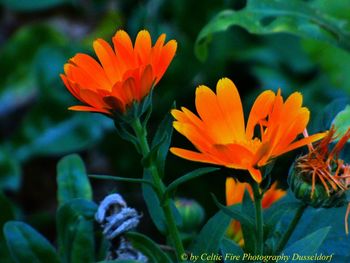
1 0 350 257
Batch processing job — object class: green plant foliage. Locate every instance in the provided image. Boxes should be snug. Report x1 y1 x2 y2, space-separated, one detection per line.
0 193 16 263
3 221 60 263
163 167 220 200
57 154 92 206
220 238 244 263
332 104 350 138
195 0 350 61
0 149 21 191
240 190 257 254
126 232 172 263
282 227 331 256
0 0 71 11
190 210 231 262
56 199 97 263
142 170 167 234
151 109 174 178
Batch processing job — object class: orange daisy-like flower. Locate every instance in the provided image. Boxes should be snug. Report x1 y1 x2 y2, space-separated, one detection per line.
225 178 286 245
170 78 326 182
60 30 177 115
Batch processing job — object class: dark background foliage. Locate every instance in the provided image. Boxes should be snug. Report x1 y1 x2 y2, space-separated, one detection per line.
1 0 350 259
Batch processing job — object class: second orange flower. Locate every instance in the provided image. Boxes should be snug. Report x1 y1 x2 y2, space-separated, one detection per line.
171 78 326 182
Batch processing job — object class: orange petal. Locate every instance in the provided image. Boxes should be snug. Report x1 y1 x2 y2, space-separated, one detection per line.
68 105 110 114
274 132 326 156
121 77 137 105
112 30 136 71
70 53 111 89
173 121 213 152
154 39 177 83
93 39 120 84
195 85 234 144
248 167 262 183
134 30 152 64
216 78 245 140
140 65 154 99
79 89 109 110
246 90 276 139
226 178 251 206
64 64 98 91
261 182 286 209
60 74 81 100
170 147 220 165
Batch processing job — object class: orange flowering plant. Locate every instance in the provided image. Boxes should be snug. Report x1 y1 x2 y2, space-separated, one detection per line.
61 30 176 116
57 28 350 263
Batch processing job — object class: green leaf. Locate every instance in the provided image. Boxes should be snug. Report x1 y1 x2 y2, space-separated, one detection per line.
190 210 231 262
220 238 244 263
211 194 255 225
0 192 16 240
14 114 113 161
96 261 140 263
0 0 71 11
57 154 92 206
332 104 350 139
151 109 175 178
3 221 60 263
88 174 155 188
240 190 256 254
56 199 97 263
195 0 350 61
0 149 21 191
282 226 331 256
163 167 220 201
264 201 302 228
142 169 167 233
126 232 172 263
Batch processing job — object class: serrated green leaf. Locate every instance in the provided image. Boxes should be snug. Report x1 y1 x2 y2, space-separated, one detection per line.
57 154 92 206
3 221 60 263
282 226 331 256
220 238 244 263
195 0 350 61
126 232 172 263
56 199 97 263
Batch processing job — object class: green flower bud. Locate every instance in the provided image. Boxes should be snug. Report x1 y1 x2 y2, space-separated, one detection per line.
175 198 205 232
288 160 347 208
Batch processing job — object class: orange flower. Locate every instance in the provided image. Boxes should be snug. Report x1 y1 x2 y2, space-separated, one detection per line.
61 30 177 115
170 78 325 182
225 178 286 245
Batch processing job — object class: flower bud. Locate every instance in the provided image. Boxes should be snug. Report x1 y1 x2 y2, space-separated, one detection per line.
288 162 347 208
175 198 205 232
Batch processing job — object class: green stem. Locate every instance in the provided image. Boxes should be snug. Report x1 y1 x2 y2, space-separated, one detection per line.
275 204 307 255
130 117 185 261
252 181 264 255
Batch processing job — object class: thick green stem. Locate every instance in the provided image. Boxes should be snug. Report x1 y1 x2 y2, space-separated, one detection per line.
275 204 307 255
130 118 185 261
252 181 264 255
